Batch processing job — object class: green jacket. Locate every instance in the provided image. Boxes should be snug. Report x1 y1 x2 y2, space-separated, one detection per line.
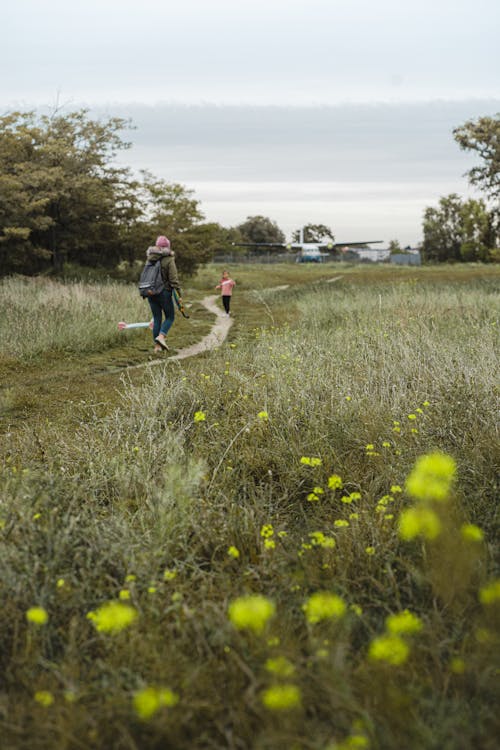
146 248 182 295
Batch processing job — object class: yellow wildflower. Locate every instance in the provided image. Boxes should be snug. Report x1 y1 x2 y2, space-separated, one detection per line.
450 657 466 674
405 452 456 502
265 656 296 677
125 574 136 582
303 592 346 624
261 684 301 711
365 546 375 555
87 601 138 634
461 524 484 543
328 474 343 491
260 524 274 538
368 634 409 665
385 609 423 635
257 411 269 421
307 492 320 502
227 546 240 559
163 569 177 581
119 589 131 600
398 507 442 541
300 456 322 467
479 579 500 605
309 531 336 549
390 485 402 493
228 594 275 635
193 411 206 422
407 414 417 421
56 578 65 589
264 539 276 550
26 607 48 626
34 691 54 707
133 686 179 720
334 519 349 528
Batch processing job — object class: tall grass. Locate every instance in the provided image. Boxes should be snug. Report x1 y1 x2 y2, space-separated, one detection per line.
1 270 499 749
0 277 148 360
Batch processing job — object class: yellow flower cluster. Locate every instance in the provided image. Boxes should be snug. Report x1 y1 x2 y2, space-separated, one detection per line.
405 452 456 502
26 606 49 626
309 531 336 549
460 524 484 543
34 690 54 707
227 545 240 559
261 683 301 711
399 506 441 541
228 594 276 635
368 634 409 666
193 411 206 422
257 410 269 421
133 686 179 720
264 656 296 677
479 579 500 605
341 491 361 504
87 601 138 634
328 474 343 490
398 452 457 544
303 592 346 624
300 456 322 467
369 608 422 666
385 609 423 635
260 524 274 538
163 569 177 581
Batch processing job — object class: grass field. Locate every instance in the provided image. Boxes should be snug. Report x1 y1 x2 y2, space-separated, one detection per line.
0 264 499 750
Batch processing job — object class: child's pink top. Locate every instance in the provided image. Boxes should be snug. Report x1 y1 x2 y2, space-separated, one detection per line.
217 278 235 296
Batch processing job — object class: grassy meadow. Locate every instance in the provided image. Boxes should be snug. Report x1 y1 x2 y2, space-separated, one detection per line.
0 264 499 749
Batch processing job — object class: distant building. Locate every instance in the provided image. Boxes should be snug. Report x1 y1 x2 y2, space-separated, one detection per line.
343 247 390 262
390 247 422 266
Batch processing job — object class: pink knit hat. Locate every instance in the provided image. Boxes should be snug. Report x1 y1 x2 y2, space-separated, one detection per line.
156 235 170 248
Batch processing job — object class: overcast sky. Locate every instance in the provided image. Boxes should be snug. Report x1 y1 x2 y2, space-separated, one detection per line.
2 0 499 244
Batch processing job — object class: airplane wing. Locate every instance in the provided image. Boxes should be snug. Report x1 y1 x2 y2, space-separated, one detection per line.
319 241 384 248
231 242 287 248
232 240 384 249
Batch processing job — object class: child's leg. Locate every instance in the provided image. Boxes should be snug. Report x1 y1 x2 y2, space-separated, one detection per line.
222 295 231 314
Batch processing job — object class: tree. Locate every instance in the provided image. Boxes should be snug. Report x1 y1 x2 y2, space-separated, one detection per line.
422 194 496 263
453 115 500 202
137 173 214 276
0 109 134 274
388 239 402 254
292 224 335 243
236 216 285 246
0 111 219 278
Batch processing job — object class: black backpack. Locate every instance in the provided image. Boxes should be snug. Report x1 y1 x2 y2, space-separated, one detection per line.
138 259 165 297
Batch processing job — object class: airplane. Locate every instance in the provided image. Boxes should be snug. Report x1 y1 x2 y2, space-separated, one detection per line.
232 228 383 263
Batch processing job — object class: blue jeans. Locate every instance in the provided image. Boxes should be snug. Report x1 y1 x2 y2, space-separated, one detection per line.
148 289 175 340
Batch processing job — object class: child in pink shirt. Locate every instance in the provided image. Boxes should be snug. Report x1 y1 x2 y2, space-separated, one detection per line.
215 270 236 316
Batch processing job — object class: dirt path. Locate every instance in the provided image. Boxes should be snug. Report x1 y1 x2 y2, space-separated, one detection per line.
170 295 233 361
125 295 233 371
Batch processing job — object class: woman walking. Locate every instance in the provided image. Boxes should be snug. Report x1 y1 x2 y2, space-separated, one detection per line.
144 235 183 352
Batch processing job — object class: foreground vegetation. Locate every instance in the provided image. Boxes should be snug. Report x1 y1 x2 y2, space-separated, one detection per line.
1 265 499 749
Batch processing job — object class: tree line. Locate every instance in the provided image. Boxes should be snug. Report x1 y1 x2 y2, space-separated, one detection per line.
0 109 498 277
422 115 499 262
